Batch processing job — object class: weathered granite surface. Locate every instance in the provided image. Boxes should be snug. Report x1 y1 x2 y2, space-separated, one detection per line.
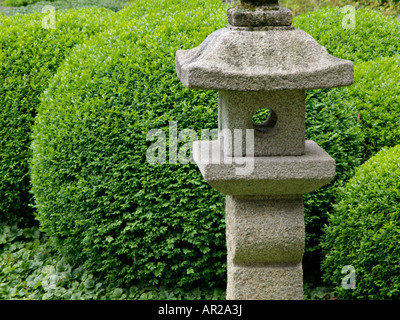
226 263 303 299
226 195 304 265
218 90 305 156
225 195 305 300
176 27 354 91
228 6 292 27
192 140 336 195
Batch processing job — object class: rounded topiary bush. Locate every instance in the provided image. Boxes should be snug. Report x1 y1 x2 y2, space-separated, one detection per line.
296 7 400 279
331 55 400 161
293 7 400 64
321 144 400 299
32 0 230 289
303 56 400 274
302 87 362 279
0 8 113 226
303 56 400 280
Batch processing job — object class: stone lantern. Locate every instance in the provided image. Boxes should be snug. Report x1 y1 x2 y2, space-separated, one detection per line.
175 0 354 300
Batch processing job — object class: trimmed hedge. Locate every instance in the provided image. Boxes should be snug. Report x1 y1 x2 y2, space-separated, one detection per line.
331 55 400 161
0 8 114 226
2 0 44 6
293 7 400 64
2 0 55 6
321 144 400 299
303 56 400 278
302 88 362 279
32 0 231 289
294 8 400 279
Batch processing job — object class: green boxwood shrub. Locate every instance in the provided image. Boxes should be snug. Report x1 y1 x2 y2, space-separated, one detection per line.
294 7 400 279
321 144 400 299
303 57 400 279
31 0 231 289
302 88 362 280
329 55 400 161
0 8 114 226
293 7 400 64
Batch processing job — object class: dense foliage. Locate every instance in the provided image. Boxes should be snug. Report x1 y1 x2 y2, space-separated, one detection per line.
293 7 400 64
31 0 230 289
0 224 225 299
321 144 400 299
294 8 400 279
302 59 400 278
0 8 113 226
2 0 47 6
302 88 362 278
330 55 400 161
295 9 400 278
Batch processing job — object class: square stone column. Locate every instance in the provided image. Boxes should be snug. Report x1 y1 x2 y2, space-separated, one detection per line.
225 195 305 300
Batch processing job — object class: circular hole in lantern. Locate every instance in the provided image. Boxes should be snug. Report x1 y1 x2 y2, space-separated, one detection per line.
252 108 277 133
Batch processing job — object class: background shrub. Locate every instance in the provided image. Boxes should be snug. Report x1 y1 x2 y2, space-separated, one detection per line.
293 7 400 64
2 0 49 6
302 88 362 280
331 55 400 161
302 54 400 280
281 0 400 17
321 144 400 299
294 8 400 280
1 0 132 15
0 8 114 226
31 0 231 290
